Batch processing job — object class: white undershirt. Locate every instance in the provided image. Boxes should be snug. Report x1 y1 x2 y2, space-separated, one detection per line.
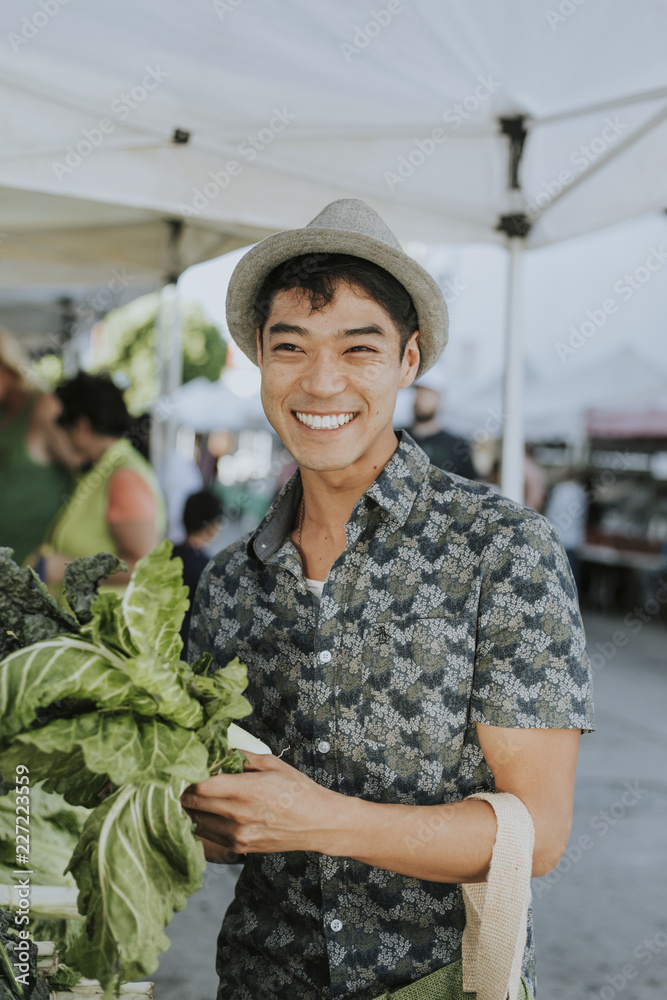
305 577 325 601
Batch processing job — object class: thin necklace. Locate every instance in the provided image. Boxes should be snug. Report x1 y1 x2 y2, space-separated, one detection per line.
296 495 305 563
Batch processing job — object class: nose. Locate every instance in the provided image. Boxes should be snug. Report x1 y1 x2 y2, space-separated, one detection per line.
298 350 347 397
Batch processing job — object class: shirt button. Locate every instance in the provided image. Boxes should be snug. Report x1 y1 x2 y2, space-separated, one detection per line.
319 650 332 663
330 918 343 932
317 740 331 754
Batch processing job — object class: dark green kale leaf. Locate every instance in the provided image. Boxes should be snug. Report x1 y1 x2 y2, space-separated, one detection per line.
0 908 49 1000
0 550 78 661
63 554 126 625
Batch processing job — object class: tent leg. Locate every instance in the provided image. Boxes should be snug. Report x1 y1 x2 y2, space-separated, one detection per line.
500 237 525 504
151 283 183 531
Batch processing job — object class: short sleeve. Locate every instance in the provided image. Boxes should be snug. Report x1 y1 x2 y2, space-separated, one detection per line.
471 507 595 733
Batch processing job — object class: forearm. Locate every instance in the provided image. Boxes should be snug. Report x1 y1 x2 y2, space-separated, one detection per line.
316 793 498 884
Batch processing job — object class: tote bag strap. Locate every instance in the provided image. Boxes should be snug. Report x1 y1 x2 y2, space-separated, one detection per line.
460 792 535 1000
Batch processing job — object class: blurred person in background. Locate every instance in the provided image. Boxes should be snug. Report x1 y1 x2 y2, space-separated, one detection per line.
171 489 223 648
485 451 548 513
545 474 588 591
524 445 547 513
0 327 81 564
409 368 477 479
29 371 166 597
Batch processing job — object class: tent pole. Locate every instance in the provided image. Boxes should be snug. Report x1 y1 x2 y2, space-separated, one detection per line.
151 283 182 525
500 237 525 503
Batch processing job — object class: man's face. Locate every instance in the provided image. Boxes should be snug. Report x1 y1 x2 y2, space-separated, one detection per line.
256 282 419 474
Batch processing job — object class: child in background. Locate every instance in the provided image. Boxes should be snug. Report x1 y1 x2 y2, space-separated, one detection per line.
172 490 223 649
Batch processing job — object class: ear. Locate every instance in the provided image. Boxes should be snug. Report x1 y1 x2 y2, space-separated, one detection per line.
399 330 420 390
256 328 263 365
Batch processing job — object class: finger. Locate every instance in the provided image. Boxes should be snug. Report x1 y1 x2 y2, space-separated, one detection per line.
241 749 289 772
186 809 238 848
197 836 244 865
241 749 275 771
182 773 247 802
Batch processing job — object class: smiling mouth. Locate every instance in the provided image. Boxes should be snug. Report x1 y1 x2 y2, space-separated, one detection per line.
293 410 359 430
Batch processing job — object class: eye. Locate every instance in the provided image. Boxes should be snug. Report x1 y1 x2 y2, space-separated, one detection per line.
273 342 303 352
346 345 376 353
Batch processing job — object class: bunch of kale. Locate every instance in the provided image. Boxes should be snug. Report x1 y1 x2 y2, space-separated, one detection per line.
0 543 251 998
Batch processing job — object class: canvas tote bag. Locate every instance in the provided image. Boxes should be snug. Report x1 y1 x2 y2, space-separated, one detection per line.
370 792 536 1000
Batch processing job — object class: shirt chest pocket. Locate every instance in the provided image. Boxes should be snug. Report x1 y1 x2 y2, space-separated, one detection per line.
358 616 475 762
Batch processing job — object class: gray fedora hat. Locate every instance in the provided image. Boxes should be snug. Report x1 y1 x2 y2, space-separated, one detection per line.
225 198 448 378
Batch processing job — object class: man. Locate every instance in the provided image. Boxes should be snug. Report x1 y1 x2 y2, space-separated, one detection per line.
182 200 595 1000
409 367 477 479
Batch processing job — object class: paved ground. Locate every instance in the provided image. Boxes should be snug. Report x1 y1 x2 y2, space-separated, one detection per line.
151 611 667 1000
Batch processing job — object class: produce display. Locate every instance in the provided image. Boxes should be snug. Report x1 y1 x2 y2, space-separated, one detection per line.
0 543 253 998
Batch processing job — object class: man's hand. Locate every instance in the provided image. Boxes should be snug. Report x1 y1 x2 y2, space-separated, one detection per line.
180 751 336 857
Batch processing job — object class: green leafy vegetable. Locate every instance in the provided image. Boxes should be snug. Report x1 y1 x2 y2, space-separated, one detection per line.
121 540 190 663
63 554 126 625
0 909 49 1000
0 542 251 997
64 780 205 987
46 963 82 989
0 787 89 888
0 548 77 661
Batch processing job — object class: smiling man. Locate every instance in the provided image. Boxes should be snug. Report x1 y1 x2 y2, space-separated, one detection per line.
183 200 595 1000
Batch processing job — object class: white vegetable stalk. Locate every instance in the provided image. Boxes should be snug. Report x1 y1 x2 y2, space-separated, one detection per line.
226 723 272 755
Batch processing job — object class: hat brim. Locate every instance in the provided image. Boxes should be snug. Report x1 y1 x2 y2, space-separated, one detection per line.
225 228 448 378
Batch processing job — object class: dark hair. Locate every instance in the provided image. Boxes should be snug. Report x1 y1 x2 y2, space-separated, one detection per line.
252 253 419 359
55 372 133 437
183 490 223 535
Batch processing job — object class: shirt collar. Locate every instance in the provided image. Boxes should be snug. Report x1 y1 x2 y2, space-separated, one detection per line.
248 429 430 562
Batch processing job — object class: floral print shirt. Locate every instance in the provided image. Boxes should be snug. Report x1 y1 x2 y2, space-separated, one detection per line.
189 430 595 1000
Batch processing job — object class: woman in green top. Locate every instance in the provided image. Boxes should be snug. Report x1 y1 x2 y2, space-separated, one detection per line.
0 328 81 564
33 372 166 595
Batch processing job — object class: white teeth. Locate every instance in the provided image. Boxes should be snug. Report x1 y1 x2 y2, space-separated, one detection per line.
295 411 357 429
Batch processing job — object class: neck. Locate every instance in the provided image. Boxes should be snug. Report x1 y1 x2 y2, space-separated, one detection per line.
298 425 399 535
411 415 440 437
88 435 119 463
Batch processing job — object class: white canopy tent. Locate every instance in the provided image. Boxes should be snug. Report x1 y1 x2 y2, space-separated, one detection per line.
1 0 666 497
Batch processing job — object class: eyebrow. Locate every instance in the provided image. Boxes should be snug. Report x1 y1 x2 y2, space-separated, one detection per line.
267 322 385 338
